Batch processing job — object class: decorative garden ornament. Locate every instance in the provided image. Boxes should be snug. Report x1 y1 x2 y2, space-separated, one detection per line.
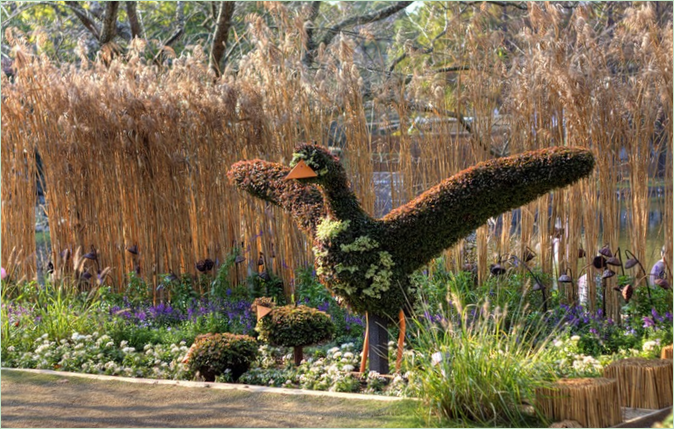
229 143 595 373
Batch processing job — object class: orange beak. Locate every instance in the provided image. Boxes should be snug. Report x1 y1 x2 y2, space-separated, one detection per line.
285 159 318 180
256 305 273 320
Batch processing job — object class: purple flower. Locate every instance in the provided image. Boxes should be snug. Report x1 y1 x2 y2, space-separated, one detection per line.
651 308 663 322
643 316 656 329
589 327 599 335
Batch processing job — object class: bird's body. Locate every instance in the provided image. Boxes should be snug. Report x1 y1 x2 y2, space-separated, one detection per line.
228 144 595 319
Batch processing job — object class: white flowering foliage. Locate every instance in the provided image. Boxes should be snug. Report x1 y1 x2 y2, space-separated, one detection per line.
3 331 190 380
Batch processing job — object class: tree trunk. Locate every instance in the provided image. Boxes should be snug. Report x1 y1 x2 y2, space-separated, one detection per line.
126 2 144 40
99 2 120 44
209 1 236 76
301 1 321 66
293 346 304 366
367 313 389 374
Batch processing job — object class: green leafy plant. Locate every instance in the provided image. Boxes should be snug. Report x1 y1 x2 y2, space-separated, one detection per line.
408 296 557 427
184 333 259 382
295 266 332 306
209 250 238 300
248 272 286 304
124 272 150 306
256 305 335 365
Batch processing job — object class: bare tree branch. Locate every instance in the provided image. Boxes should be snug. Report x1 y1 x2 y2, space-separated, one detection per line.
319 2 412 52
209 1 236 76
163 1 186 46
434 65 471 74
99 1 120 44
126 1 144 40
485 1 528 11
388 26 448 73
65 1 101 40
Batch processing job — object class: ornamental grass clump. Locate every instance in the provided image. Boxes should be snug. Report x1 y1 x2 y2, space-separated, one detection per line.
409 296 558 427
184 333 258 382
256 305 334 365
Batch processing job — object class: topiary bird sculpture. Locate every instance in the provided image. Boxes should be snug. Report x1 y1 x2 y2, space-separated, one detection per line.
228 143 595 373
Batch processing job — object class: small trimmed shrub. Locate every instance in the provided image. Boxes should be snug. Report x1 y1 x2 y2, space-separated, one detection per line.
257 305 335 365
184 333 258 382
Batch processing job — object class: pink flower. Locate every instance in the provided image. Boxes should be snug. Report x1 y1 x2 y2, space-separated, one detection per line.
1 267 6 280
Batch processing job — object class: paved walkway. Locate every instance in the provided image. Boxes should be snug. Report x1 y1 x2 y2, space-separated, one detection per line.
1 369 417 428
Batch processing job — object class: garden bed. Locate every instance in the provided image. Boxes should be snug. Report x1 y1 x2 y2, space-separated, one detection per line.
2 265 672 426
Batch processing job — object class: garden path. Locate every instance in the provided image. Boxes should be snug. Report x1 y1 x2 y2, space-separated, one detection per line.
1 370 416 428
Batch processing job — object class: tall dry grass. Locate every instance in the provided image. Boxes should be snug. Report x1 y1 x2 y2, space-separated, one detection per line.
1 4 671 312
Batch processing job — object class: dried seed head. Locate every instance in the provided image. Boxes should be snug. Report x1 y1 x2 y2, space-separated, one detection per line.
621 284 633 302
196 258 214 272
599 245 613 258
601 269 616 280
606 256 622 267
490 263 506 276
558 273 573 283
593 255 607 270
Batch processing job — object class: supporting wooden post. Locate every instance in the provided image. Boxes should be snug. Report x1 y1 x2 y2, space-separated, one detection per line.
368 312 389 375
360 312 369 373
293 346 303 366
396 309 405 373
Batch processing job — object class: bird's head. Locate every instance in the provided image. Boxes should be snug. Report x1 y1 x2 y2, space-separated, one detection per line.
285 143 342 185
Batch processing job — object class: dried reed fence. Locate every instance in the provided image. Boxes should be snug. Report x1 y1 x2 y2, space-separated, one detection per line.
535 378 622 428
604 357 673 409
1 4 671 310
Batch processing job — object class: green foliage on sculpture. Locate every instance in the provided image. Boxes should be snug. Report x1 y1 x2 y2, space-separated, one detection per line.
227 160 326 237
184 333 258 382
251 296 277 311
256 305 335 349
228 144 595 319
383 146 596 274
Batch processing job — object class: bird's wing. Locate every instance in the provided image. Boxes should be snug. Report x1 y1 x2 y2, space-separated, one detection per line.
382 147 595 273
228 159 326 238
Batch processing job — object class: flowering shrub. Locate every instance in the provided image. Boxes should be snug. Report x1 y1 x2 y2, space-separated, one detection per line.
2 331 191 380
184 333 258 382
237 342 412 395
546 336 611 377
550 303 673 356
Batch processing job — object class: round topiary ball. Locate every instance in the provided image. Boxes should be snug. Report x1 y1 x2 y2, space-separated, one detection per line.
184 333 258 382
256 305 335 365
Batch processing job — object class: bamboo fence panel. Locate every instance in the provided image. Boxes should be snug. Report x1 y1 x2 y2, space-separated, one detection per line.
604 358 673 409
536 378 622 428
